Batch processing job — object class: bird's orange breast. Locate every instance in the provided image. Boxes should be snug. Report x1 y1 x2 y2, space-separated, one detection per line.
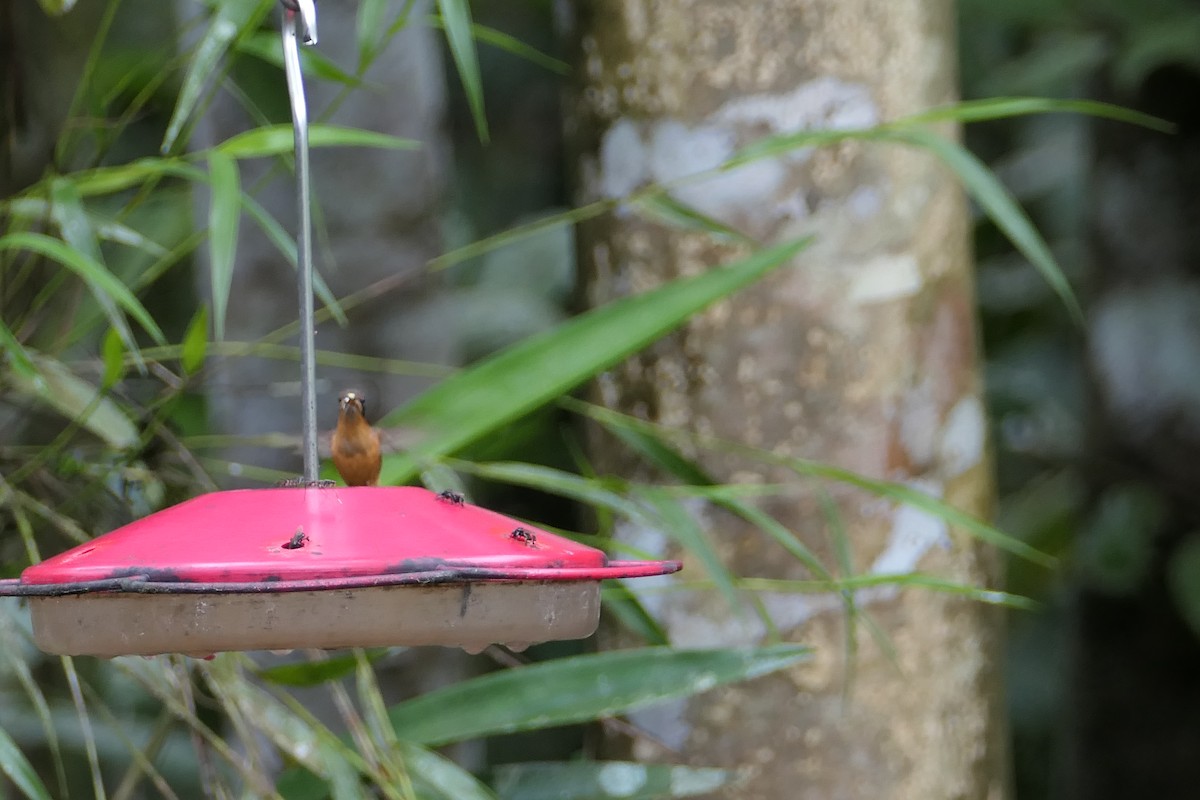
332 417 382 486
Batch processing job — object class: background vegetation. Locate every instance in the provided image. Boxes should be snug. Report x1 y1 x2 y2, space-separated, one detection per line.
2 0 1198 797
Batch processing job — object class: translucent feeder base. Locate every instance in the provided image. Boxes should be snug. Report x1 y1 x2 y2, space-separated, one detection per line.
28 581 600 657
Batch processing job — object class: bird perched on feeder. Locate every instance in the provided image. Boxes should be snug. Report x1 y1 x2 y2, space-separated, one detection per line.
331 390 382 486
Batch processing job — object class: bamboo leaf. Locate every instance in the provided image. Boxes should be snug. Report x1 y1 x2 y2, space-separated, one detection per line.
0 232 165 345
207 151 241 340
162 0 274 153
460 461 642 518
729 500 832 582
257 649 390 688
181 306 209 376
237 192 347 325
101 327 126 388
574 402 1056 569
0 631 65 797
401 742 498 800
378 239 809 483
781 454 1056 568
603 422 714 486
586 404 847 646
898 96 1173 132
235 31 365 87
4 197 169 256
63 158 204 197
7 354 138 448
884 127 1082 324
204 658 363 791
633 486 745 616
0 320 37 381
48 179 147 360
356 0 391 64
0 725 51 800
632 194 755 244
436 0 488 143
90 217 170 257
738 574 1039 610
215 124 419 159
425 15 570 75
586 411 833 580
388 645 811 746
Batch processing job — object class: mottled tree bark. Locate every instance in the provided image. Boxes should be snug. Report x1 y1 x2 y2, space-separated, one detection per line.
565 1 1005 797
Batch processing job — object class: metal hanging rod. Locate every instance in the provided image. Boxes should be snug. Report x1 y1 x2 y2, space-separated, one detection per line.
280 0 319 481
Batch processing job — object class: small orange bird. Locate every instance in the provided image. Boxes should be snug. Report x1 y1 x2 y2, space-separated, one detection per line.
331 390 382 486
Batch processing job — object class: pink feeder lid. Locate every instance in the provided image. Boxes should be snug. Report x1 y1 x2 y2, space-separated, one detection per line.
16 487 679 593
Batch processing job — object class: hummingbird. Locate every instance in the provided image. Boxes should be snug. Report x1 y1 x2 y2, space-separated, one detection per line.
331 390 382 486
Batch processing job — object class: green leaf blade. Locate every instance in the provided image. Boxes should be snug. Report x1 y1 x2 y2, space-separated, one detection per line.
7 355 139 448
0 725 51 800
356 0 390 65
634 486 744 616
632 194 755 245
101 327 127 388
0 232 166 345
0 321 37 381
237 193 347 325
435 0 488 143
887 128 1084 324
388 645 811 746
181 306 210 376
784 455 1056 568
379 238 809 483
424 16 570 76
401 742 498 800
235 31 365 87
207 151 241 341
900 96 1173 133
215 124 419 160
48 180 147 360
64 158 204 198
257 649 390 688
162 0 273 153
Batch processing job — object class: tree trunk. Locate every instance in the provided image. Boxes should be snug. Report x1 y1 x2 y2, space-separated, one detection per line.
565 1 1006 797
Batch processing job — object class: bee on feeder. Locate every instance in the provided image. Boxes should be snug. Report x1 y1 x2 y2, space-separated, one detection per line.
510 527 538 547
282 528 308 550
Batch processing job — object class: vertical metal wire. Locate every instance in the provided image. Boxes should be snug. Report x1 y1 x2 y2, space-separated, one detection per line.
281 3 319 481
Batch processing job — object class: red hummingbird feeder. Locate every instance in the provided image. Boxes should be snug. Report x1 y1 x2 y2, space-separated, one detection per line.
5 487 678 657
0 0 678 657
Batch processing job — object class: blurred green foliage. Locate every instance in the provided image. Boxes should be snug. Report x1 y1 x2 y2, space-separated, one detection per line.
1 0 1189 797
962 0 1200 796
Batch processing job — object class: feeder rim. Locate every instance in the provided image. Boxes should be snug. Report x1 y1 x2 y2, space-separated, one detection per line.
0 560 681 597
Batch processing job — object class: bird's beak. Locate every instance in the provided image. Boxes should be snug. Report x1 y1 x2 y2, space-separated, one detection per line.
339 393 362 416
